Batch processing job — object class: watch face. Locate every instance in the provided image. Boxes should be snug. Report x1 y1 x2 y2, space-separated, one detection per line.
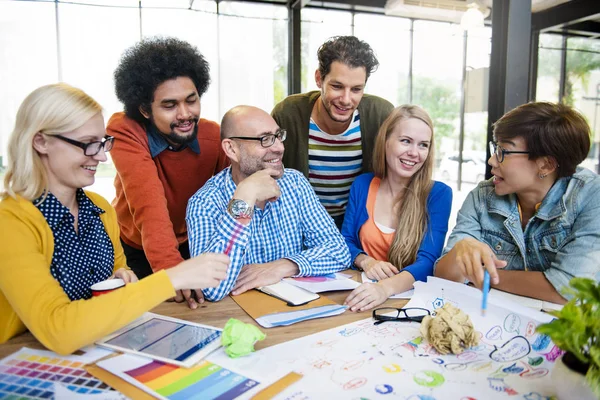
232 200 248 214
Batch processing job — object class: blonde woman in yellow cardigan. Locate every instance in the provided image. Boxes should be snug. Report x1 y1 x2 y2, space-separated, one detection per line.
0 83 228 354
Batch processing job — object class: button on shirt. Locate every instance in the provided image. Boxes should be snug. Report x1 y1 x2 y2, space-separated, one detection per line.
34 190 114 301
186 168 351 301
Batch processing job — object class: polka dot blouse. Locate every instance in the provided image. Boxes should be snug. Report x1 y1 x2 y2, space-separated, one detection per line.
34 189 114 301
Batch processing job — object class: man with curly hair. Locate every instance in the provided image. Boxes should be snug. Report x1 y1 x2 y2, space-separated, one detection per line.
108 37 228 309
272 36 394 228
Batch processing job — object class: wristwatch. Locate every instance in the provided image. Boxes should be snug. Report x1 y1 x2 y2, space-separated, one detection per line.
227 199 254 220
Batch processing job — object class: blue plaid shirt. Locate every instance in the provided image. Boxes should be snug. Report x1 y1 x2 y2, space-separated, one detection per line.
186 167 351 301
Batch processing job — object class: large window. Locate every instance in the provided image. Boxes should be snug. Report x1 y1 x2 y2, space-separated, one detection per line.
566 37 600 174
354 14 411 106
536 33 562 103
300 8 352 92
0 0 289 201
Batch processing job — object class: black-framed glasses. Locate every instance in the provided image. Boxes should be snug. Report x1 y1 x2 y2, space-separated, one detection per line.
53 135 115 156
372 307 431 325
229 129 286 148
489 141 530 164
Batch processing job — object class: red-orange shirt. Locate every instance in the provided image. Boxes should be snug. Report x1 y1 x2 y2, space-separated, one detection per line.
108 112 229 272
359 177 395 261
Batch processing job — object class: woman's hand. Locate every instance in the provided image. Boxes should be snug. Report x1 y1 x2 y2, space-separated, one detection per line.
453 238 506 288
344 282 391 312
112 268 138 284
358 255 399 281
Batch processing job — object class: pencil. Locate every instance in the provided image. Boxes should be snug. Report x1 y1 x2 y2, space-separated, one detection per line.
481 270 490 316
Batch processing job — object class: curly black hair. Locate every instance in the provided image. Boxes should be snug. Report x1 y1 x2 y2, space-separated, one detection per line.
114 37 210 123
317 36 379 81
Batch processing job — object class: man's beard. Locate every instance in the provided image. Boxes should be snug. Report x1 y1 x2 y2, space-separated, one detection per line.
153 117 199 146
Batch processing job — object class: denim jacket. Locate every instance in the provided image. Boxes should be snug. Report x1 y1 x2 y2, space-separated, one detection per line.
437 167 600 298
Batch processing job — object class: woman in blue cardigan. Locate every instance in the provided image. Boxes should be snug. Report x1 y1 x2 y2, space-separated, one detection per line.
342 105 452 312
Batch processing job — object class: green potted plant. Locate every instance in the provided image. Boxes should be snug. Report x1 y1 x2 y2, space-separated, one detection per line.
537 277 600 399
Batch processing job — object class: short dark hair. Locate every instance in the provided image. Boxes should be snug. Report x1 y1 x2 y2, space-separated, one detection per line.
114 37 210 124
493 102 591 178
317 36 379 81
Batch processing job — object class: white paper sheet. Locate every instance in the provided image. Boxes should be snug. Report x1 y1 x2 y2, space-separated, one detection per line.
361 272 414 298
256 304 348 328
285 273 361 293
210 277 559 399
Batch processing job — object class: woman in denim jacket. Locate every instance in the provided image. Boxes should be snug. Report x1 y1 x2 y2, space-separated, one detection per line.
435 102 600 303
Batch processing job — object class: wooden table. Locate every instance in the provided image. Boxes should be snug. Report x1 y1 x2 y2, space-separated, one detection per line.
0 270 408 358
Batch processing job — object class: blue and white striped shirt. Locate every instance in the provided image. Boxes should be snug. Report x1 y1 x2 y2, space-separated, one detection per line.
186 167 351 301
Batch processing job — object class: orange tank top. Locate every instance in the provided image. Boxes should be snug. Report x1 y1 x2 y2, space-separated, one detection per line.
359 177 395 261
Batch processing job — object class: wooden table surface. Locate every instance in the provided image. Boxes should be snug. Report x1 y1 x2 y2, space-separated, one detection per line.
0 270 408 358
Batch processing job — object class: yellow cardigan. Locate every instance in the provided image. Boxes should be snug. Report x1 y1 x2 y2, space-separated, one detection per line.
0 191 176 354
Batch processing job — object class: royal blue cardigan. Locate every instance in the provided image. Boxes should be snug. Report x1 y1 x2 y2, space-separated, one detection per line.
341 173 453 282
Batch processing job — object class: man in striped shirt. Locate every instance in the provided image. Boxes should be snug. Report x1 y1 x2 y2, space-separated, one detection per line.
272 36 394 228
186 106 350 301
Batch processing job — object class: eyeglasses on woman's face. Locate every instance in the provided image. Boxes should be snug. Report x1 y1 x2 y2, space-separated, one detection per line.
489 141 530 164
372 307 431 325
53 134 115 156
229 128 287 148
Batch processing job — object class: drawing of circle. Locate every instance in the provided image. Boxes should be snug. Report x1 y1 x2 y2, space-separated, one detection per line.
374 384 393 394
382 363 402 373
413 370 445 387
457 351 477 361
444 363 467 371
343 377 367 390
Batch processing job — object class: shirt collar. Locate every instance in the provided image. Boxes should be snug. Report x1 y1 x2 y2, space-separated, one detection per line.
147 123 200 158
34 189 105 229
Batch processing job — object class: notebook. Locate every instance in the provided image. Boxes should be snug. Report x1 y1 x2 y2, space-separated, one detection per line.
257 280 320 306
231 289 347 328
489 288 563 312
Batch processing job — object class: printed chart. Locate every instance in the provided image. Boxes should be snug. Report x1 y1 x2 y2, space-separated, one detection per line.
97 353 259 400
210 277 559 399
0 348 122 399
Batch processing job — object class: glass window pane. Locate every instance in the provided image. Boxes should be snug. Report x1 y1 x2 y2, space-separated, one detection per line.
301 8 352 92
566 37 600 174
0 1 58 171
413 21 463 181
58 2 140 123
354 14 411 106
536 33 562 103
218 1 288 116
141 7 219 121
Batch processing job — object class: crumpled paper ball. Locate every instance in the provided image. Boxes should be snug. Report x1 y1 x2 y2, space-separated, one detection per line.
420 303 479 355
221 318 266 358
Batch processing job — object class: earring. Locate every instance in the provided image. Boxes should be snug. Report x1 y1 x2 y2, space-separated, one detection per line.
539 173 547 179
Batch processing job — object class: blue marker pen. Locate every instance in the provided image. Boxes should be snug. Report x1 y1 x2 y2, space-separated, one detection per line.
482 270 490 316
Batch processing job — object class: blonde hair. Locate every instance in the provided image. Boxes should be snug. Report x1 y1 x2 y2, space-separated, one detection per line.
2 83 102 201
372 105 435 269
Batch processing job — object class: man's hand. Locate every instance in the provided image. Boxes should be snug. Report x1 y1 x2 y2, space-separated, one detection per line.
112 268 138 284
233 169 281 206
231 259 299 295
344 282 392 312
362 258 399 281
454 238 507 288
173 289 205 310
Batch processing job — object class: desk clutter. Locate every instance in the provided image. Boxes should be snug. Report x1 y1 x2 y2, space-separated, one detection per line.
1 277 565 399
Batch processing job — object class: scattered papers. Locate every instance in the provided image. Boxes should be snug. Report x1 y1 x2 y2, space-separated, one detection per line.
489 289 563 313
0 347 124 399
210 277 559 399
285 273 360 293
361 272 414 298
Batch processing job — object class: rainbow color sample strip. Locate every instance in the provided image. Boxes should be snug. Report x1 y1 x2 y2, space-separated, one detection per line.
0 348 114 399
125 359 259 400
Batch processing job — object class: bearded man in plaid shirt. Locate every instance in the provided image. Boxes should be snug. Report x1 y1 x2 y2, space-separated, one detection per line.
186 105 351 301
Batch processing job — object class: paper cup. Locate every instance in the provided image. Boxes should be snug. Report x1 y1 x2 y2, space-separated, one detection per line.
91 278 125 297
